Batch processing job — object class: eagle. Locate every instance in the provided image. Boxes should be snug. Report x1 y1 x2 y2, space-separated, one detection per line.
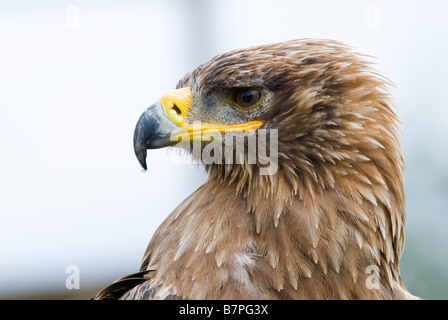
94 39 418 300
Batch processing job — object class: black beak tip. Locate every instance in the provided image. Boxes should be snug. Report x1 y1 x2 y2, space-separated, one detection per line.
137 151 148 171
134 130 148 171
134 141 148 171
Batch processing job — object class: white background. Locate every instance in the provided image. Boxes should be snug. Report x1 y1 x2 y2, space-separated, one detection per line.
0 0 447 299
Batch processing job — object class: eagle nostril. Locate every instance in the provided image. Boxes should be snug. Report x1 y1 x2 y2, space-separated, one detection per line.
172 104 182 116
168 103 184 123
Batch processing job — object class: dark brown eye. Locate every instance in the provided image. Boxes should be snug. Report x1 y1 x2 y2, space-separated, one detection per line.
232 88 262 109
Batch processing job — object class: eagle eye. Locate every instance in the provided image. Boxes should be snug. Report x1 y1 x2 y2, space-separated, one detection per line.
231 88 262 109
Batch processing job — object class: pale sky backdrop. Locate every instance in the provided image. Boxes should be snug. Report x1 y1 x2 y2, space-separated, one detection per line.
0 0 447 299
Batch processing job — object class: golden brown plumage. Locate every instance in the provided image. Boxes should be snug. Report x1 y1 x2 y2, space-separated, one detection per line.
94 39 418 300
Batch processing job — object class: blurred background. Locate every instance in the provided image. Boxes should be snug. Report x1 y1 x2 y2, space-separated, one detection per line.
0 0 447 299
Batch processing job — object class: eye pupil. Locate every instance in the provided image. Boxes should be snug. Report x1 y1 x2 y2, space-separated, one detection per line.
242 91 254 103
233 88 262 109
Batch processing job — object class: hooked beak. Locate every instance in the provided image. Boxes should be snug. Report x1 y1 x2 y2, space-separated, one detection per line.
133 100 179 170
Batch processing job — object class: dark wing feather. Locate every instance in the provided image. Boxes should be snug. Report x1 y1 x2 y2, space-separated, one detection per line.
93 253 183 300
93 270 155 300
